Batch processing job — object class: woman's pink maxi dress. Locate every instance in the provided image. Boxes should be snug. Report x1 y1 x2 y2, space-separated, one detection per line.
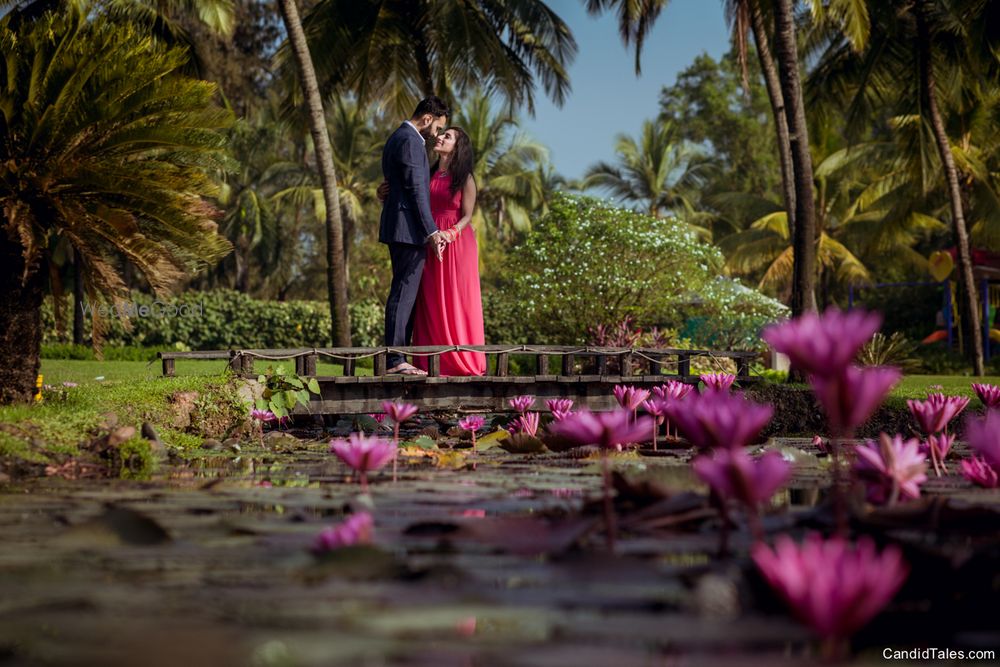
411 171 487 376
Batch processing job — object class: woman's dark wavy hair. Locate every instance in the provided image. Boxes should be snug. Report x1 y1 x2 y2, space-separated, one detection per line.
432 127 475 196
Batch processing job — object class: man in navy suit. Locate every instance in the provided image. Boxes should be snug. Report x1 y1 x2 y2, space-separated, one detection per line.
380 96 450 375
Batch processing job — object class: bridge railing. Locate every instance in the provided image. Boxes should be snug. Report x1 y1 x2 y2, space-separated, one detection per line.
158 345 758 381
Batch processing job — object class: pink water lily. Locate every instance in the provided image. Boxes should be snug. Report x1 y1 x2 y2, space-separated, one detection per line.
458 415 486 433
508 411 540 437
508 395 535 414
546 398 574 421
959 456 1000 488
613 384 650 411
251 408 276 422
382 401 417 481
853 434 927 505
368 412 387 425
459 415 487 453
549 408 655 551
972 383 1000 409
812 435 830 454
810 365 901 435
964 410 1000 470
548 409 653 451
662 389 773 450
700 372 736 392
921 433 955 477
692 448 791 507
329 433 397 491
907 393 969 435
312 512 374 553
752 533 908 642
762 307 882 378
653 380 693 402
641 398 669 450
382 401 418 424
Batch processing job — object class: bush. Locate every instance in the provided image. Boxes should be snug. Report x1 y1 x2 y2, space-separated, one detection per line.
484 194 786 349
43 290 385 350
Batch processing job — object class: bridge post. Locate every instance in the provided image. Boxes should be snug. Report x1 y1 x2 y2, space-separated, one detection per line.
620 351 633 377
161 357 175 377
561 353 575 376
374 351 387 376
496 352 509 376
428 353 441 377
537 354 550 375
303 353 318 376
677 352 691 377
343 355 356 376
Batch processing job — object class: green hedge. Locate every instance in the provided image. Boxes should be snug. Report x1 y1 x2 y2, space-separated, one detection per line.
43 289 384 349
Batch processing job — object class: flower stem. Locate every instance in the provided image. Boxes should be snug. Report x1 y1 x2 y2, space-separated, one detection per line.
831 436 848 536
392 424 399 482
601 450 617 552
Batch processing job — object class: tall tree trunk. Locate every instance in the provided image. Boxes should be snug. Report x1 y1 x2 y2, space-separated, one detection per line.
916 0 984 375
748 0 796 244
72 248 84 345
0 233 45 404
278 0 351 346
772 0 818 317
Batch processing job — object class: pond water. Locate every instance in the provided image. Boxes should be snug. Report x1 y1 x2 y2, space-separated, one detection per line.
0 422 997 666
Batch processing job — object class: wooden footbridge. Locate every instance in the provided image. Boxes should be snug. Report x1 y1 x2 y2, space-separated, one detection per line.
158 345 759 414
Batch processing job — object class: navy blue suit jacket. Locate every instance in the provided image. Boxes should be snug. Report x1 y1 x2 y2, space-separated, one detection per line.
379 123 437 245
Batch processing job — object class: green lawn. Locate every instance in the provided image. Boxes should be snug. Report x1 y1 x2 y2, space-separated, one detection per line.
891 374 999 400
38 358 367 385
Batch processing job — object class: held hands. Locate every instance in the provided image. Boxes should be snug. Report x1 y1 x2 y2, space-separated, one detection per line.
376 180 389 203
428 232 446 262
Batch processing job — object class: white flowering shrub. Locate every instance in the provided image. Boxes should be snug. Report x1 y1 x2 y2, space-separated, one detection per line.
484 194 787 349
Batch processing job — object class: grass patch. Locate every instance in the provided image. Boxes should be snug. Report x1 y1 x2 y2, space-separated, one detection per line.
0 367 246 474
890 374 998 400
39 358 371 384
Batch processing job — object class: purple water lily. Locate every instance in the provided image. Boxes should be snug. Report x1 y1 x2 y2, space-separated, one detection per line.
653 380 693 402
382 401 418 425
507 395 535 414
972 383 1000 409
964 410 1000 470
908 393 969 435
853 434 927 505
959 456 999 488
752 534 908 644
921 433 955 477
810 365 901 435
548 409 655 551
700 372 736 392
692 448 791 508
662 389 773 450
251 408 276 423
762 307 882 378
546 398 574 421
613 384 651 412
508 412 540 438
641 398 669 450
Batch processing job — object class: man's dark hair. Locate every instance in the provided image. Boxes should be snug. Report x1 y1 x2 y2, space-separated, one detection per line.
412 96 450 120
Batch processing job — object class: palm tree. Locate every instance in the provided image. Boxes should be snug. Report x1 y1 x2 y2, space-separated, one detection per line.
584 120 713 228
771 0 818 315
294 0 577 117
0 7 233 402
724 0 796 252
454 92 552 241
277 0 350 346
807 0 996 374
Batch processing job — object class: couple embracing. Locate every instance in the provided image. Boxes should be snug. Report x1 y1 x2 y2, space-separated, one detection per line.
379 96 487 377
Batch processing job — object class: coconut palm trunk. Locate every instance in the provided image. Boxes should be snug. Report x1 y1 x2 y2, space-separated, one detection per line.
916 0 984 375
0 233 45 403
748 0 796 240
277 0 351 346
772 0 818 316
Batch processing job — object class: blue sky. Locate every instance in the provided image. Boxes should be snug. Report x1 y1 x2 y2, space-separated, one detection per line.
521 0 731 181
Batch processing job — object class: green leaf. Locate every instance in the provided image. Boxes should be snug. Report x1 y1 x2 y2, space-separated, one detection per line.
409 435 438 450
296 389 310 406
283 389 298 408
254 398 268 411
286 377 304 389
306 378 321 394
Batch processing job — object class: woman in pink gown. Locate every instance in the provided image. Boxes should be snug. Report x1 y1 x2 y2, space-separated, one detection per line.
411 127 487 376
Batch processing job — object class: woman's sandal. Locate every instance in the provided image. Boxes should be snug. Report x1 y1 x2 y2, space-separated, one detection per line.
386 362 427 376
